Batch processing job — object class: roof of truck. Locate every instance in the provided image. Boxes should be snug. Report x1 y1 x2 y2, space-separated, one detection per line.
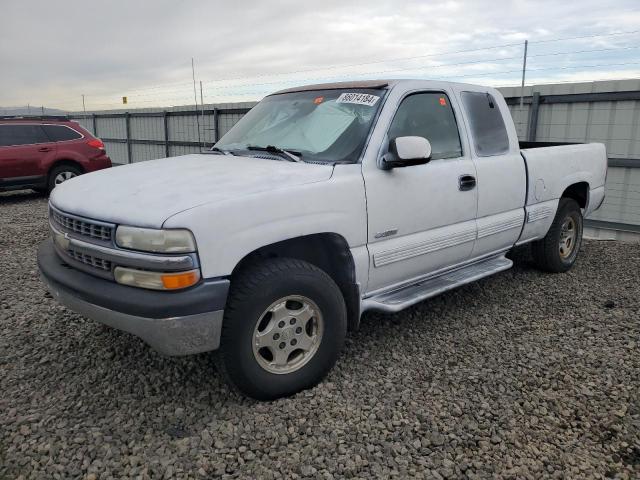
272 80 396 95
271 79 487 95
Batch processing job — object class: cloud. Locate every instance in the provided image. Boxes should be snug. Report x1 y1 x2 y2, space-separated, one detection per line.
1 0 638 110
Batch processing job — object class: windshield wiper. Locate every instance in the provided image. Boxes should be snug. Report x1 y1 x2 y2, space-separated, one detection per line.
247 145 302 163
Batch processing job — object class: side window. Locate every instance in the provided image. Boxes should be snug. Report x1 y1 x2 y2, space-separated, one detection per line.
461 92 509 156
0 124 49 147
42 124 83 141
388 92 462 160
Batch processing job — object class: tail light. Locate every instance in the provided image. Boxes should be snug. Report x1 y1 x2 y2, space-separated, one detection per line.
87 139 105 150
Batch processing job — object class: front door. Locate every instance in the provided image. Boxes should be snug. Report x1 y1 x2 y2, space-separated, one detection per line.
363 91 478 294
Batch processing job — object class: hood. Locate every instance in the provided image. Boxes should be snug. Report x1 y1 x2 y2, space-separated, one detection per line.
50 154 334 227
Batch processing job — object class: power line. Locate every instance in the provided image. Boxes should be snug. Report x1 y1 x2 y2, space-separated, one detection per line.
41 29 640 108
122 43 640 99
194 50 640 95
528 45 640 59
528 29 640 44
199 42 525 85
206 60 640 97
198 29 640 86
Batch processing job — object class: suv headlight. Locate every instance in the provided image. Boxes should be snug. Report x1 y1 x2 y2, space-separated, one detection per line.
115 226 197 253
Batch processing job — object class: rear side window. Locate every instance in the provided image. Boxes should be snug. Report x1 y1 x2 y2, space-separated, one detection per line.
42 124 83 141
461 91 509 156
388 92 462 160
0 124 50 147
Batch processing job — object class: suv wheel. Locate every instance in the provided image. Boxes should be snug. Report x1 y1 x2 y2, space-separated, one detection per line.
217 258 347 400
48 165 81 192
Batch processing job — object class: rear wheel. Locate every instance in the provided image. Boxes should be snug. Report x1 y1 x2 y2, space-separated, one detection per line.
217 258 347 400
48 164 81 192
532 198 583 273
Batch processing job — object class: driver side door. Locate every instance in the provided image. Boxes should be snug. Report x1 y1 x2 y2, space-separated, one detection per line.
363 91 478 294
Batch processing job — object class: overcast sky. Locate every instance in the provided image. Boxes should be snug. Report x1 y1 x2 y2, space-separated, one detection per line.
1 0 639 111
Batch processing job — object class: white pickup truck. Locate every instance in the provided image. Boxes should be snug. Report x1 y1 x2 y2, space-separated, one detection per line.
38 79 607 399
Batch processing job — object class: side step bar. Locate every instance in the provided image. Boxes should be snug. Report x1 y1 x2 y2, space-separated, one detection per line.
362 255 513 313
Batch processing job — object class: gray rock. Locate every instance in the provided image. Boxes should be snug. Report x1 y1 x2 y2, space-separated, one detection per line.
1 194 638 480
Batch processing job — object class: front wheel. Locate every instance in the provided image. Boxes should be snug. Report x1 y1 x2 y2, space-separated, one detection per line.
532 198 583 273
217 258 347 400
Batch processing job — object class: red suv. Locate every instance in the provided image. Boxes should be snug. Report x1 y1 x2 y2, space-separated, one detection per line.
0 116 112 193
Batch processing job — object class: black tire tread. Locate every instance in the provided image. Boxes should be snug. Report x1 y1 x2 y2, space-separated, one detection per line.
531 198 582 273
216 257 346 399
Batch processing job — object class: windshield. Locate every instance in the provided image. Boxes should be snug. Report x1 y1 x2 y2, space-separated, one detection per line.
214 88 385 163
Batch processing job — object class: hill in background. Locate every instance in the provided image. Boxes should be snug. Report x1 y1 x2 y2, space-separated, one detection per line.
0 106 67 116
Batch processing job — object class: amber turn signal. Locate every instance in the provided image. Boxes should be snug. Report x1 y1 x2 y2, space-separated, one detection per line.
161 270 200 290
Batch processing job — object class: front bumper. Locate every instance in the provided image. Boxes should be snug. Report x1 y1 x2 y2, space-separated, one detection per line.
38 239 229 356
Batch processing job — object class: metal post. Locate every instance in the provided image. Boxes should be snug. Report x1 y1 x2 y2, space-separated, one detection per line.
520 40 528 108
527 92 540 142
213 107 220 142
200 81 205 149
191 57 202 147
163 111 170 157
125 112 132 164
82 95 86 114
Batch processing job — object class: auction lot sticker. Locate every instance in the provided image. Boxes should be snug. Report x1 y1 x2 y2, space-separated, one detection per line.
336 92 380 106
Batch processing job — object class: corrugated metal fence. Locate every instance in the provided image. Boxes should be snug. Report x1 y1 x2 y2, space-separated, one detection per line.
501 79 640 236
71 102 254 165
71 80 640 236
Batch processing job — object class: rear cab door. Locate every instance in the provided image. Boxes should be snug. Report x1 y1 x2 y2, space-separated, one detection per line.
454 87 527 258
0 123 56 185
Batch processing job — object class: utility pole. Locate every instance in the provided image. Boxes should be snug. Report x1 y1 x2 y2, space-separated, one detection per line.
200 80 205 149
520 40 528 108
82 94 86 114
41 106 45 115
191 57 202 147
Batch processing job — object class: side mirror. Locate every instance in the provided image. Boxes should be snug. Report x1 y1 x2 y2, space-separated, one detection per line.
382 136 432 169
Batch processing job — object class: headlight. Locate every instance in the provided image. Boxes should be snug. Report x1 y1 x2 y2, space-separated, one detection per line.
114 267 200 290
115 226 196 253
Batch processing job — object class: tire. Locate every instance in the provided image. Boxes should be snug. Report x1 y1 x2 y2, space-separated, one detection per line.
48 164 81 193
532 198 583 273
217 258 347 400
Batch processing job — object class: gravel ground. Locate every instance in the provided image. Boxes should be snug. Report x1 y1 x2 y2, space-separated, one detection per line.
1 190 639 480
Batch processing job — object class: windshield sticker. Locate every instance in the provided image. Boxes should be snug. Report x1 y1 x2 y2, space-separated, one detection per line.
439 97 447 106
336 92 380 107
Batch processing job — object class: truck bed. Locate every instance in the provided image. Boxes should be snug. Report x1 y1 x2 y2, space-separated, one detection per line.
519 141 580 149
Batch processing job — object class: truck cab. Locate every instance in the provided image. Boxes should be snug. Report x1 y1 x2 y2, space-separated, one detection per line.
38 80 607 400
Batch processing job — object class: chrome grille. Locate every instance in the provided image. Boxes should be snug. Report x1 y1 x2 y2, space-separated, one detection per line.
66 248 112 271
51 208 113 242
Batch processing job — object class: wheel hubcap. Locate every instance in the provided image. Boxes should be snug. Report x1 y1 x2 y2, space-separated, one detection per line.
559 216 577 259
252 295 323 374
54 171 77 185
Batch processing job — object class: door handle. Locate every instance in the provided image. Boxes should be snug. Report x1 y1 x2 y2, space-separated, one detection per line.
38 147 52 152
458 174 476 191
